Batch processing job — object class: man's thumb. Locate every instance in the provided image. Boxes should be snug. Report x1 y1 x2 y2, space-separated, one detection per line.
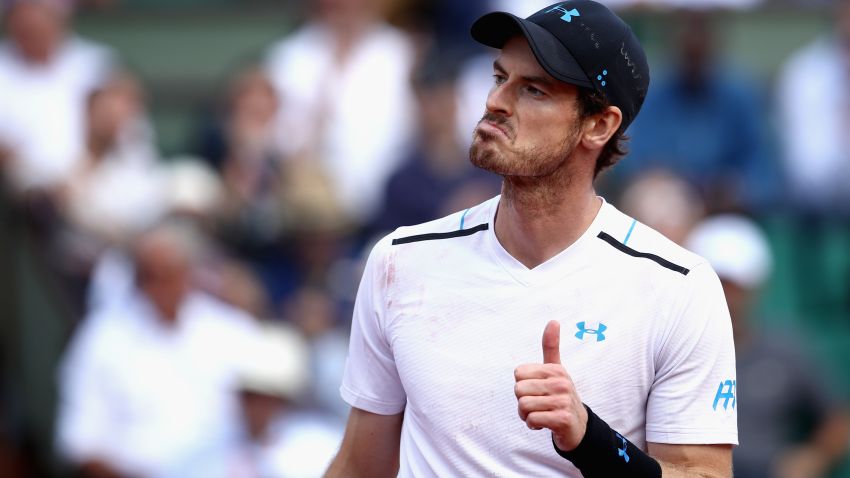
542 320 561 365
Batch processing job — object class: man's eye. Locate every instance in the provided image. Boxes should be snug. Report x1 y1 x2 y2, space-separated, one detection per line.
493 74 506 85
525 86 544 97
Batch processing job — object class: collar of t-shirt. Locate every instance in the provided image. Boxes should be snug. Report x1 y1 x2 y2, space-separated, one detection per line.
485 196 615 287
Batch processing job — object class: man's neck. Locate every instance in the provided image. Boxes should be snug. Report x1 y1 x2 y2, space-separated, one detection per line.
495 172 601 270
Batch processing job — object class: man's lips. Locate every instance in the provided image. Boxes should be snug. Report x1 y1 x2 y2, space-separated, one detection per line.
477 120 510 139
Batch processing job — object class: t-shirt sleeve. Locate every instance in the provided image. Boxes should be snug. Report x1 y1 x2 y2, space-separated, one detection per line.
646 262 738 445
340 236 407 415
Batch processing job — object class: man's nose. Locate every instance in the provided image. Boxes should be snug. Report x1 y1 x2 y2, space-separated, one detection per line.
485 82 513 117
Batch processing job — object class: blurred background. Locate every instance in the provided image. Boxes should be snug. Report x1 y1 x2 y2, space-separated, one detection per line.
1 0 850 476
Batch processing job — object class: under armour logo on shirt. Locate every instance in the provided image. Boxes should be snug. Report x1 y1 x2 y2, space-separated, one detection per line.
575 321 606 342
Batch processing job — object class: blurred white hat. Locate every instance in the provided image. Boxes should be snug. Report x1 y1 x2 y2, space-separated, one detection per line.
166 157 223 217
686 215 772 289
239 323 310 400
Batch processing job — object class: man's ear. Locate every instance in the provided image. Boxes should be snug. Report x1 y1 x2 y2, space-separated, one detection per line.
581 106 623 150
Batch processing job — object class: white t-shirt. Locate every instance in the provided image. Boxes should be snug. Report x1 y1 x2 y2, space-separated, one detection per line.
0 37 112 189
264 22 415 224
341 196 737 477
57 291 260 478
776 36 850 211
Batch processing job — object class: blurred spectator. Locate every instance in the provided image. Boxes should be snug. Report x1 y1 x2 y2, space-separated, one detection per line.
618 169 705 245
282 287 349 418
55 73 228 315
250 162 353 315
617 10 778 212
83 157 224 313
775 0 850 215
687 215 850 478
197 67 293 260
63 72 164 249
373 51 500 233
0 0 113 193
204 259 273 320
229 322 343 478
198 68 281 173
56 221 260 478
264 0 416 226
390 0 488 57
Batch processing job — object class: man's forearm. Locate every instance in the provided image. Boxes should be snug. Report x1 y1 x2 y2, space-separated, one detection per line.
657 460 731 478
324 452 399 478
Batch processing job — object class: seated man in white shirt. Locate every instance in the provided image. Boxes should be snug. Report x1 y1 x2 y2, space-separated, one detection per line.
56 221 260 478
0 0 113 193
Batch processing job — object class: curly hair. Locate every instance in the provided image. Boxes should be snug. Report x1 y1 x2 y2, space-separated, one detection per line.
576 88 629 178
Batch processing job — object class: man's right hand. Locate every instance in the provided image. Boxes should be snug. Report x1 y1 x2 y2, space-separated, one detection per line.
514 320 588 452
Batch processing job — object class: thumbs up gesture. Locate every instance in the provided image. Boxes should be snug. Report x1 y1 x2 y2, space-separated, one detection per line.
514 320 589 452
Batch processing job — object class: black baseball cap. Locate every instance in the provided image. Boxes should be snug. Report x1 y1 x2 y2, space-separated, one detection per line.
471 0 650 131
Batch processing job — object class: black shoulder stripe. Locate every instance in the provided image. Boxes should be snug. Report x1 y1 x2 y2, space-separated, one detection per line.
392 223 489 245
597 231 690 275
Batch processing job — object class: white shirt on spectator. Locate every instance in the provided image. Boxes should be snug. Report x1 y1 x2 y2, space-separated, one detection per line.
56 291 260 478
0 37 112 190
265 22 415 224
230 413 344 478
776 35 850 211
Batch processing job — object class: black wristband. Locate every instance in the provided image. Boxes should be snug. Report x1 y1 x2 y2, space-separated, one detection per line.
552 404 662 478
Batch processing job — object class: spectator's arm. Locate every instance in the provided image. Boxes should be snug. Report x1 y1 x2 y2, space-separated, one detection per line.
324 407 403 478
776 407 850 478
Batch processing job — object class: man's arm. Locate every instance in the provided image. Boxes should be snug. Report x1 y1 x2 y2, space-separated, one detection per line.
648 442 732 478
516 321 734 478
324 407 404 478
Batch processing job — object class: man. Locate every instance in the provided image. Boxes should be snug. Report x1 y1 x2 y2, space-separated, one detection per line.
776 0 850 215
56 221 259 478
264 0 415 226
327 2 737 477
0 0 113 192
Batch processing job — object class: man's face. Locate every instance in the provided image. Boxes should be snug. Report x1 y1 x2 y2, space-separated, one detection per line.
6 2 65 64
470 35 583 178
135 233 190 322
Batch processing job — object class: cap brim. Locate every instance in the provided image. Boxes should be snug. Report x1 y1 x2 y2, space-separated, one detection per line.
471 12 593 89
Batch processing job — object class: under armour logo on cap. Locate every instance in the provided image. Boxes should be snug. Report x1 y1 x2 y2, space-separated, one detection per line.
546 4 580 22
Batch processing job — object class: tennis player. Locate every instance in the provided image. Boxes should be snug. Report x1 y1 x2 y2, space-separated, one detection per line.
326 2 737 476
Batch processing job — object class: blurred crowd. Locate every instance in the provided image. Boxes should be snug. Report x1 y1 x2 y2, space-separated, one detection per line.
1 0 850 476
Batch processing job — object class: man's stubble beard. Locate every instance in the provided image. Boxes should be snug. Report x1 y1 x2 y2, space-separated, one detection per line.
469 119 580 180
